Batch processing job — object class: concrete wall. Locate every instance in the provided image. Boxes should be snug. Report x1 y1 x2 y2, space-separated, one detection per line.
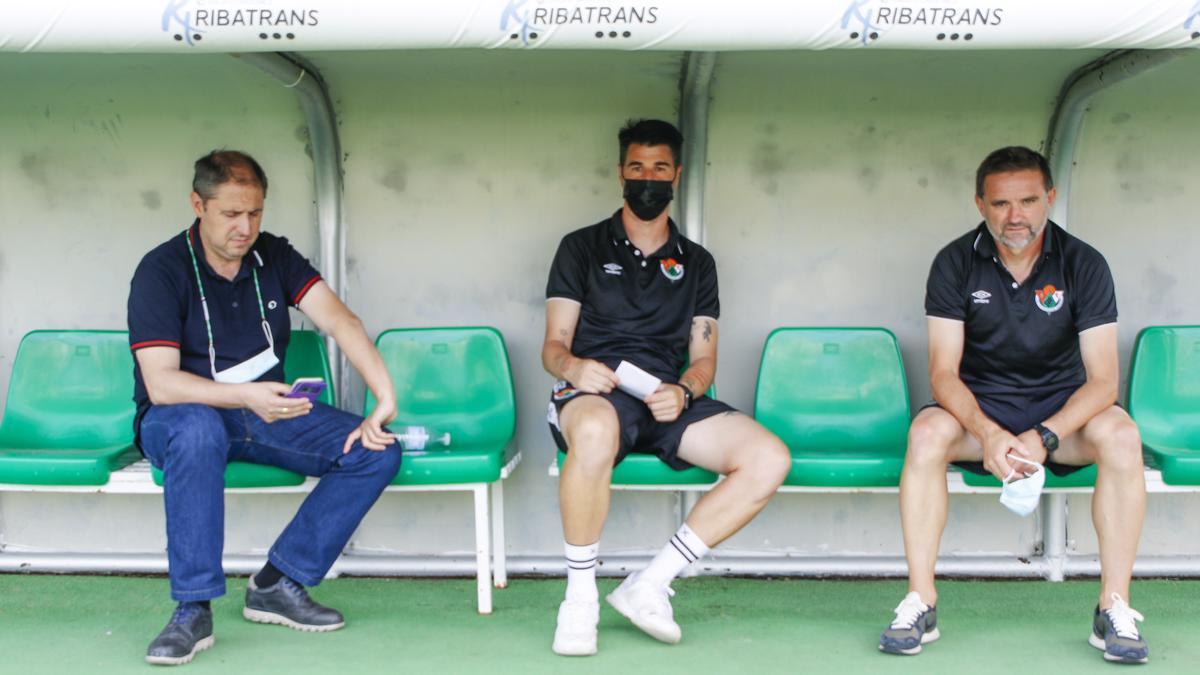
1 49 1197 564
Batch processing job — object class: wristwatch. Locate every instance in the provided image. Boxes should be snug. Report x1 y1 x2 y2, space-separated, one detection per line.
678 383 694 410
1033 423 1059 453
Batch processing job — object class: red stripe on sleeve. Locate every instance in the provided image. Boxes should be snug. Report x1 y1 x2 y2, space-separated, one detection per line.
131 340 181 351
293 275 323 305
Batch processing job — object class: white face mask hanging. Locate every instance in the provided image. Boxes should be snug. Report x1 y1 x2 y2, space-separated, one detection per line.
186 229 280 385
999 454 1046 517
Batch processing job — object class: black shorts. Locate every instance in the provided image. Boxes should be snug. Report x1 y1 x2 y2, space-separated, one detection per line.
920 386 1088 477
546 380 736 471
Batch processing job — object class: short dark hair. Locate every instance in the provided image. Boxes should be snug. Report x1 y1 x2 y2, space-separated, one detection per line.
193 150 268 201
975 146 1053 197
618 119 683 166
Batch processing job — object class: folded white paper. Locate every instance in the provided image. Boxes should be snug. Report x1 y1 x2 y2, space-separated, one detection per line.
615 361 662 401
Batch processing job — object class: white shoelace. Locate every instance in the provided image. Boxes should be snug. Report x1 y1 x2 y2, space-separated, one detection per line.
890 592 929 630
1106 593 1144 639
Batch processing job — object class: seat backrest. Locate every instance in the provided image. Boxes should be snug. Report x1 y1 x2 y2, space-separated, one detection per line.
0 330 135 449
284 329 336 406
754 327 909 452
366 327 516 448
1127 325 1200 448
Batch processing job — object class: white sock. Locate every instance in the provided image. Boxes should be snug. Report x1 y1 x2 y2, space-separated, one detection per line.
639 524 711 588
564 541 599 602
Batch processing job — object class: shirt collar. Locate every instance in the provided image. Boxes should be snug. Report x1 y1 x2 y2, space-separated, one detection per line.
972 220 1059 260
187 219 265 282
607 209 685 259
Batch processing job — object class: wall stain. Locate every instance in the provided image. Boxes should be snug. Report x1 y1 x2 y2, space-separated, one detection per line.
141 190 162 211
750 142 784 196
858 166 880 193
380 163 408 194
917 176 929 188
476 178 494 193
19 153 48 186
294 124 310 144
1110 112 1132 125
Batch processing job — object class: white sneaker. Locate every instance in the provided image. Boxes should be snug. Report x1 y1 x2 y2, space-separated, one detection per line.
552 599 599 656
606 573 682 644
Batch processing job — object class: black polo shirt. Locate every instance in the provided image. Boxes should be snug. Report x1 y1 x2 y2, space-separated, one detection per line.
127 220 322 432
924 221 1117 399
546 210 719 382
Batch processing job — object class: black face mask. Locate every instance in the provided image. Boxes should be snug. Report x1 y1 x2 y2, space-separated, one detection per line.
623 179 674 221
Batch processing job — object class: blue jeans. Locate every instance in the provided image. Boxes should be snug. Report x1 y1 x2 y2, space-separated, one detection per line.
140 402 402 601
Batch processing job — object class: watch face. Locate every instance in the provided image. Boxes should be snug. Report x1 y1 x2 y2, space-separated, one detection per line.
1041 429 1058 451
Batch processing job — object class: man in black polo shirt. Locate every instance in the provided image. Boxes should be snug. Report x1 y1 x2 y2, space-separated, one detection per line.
879 147 1148 664
542 119 790 656
128 151 402 666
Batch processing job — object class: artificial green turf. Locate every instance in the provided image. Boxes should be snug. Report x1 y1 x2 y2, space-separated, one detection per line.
0 575 1196 674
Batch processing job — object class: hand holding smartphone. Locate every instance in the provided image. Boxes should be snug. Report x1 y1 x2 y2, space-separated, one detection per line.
286 377 326 403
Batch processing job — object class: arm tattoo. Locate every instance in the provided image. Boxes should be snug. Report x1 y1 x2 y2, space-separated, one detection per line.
558 329 568 338
702 320 713 343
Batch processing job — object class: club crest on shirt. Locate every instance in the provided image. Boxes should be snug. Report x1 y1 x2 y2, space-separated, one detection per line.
603 263 623 276
1034 284 1065 314
660 258 684 282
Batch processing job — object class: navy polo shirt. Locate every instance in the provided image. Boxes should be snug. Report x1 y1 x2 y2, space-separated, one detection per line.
924 221 1117 400
127 221 322 432
546 210 719 381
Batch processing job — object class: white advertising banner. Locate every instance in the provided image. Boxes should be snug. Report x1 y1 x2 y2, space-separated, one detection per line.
1 1 1199 53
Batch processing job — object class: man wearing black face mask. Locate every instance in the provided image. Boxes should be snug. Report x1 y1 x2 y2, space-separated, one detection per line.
541 119 790 656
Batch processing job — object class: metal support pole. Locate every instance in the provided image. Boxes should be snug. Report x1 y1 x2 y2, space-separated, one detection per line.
678 52 717 244
1042 493 1068 582
236 52 348 406
1044 49 1192 228
473 484 493 614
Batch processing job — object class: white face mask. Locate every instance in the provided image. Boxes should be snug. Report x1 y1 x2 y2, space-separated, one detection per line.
211 321 279 384
999 455 1045 517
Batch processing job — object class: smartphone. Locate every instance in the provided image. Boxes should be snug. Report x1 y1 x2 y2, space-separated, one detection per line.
286 377 326 403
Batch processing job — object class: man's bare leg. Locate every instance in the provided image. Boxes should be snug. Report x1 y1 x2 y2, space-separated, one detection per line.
1053 406 1145 609
553 395 621 657
899 407 981 605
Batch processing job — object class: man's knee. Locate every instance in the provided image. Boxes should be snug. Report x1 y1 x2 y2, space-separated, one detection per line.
1093 414 1143 473
745 433 792 488
162 404 227 463
563 405 620 462
906 413 959 467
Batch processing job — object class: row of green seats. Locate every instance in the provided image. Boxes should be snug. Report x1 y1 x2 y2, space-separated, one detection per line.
1 326 1198 488
0 328 517 489
554 326 1200 489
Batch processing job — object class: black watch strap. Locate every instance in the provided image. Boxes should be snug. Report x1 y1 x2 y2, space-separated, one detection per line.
679 384 694 410
1033 423 1059 453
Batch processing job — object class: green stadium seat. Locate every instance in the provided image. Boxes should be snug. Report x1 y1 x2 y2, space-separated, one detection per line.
0 330 140 485
754 328 910 487
367 328 517 485
150 328 333 489
1127 325 1200 485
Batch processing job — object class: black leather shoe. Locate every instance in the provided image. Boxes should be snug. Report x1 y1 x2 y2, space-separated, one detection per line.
243 576 345 632
145 603 214 666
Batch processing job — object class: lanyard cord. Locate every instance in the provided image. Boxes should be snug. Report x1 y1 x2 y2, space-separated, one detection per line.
185 227 270 373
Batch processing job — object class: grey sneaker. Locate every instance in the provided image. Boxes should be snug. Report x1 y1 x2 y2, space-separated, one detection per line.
1089 593 1148 664
145 602 215 666
243 576 345 632
879 592 939 655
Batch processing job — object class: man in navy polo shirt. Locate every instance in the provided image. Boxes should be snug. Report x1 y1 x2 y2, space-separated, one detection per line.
129 151 402 666
879 147 1148 664
542 119 790 656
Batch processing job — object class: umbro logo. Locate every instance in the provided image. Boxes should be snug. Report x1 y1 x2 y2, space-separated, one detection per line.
971 290 991 304
603 263 623 276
